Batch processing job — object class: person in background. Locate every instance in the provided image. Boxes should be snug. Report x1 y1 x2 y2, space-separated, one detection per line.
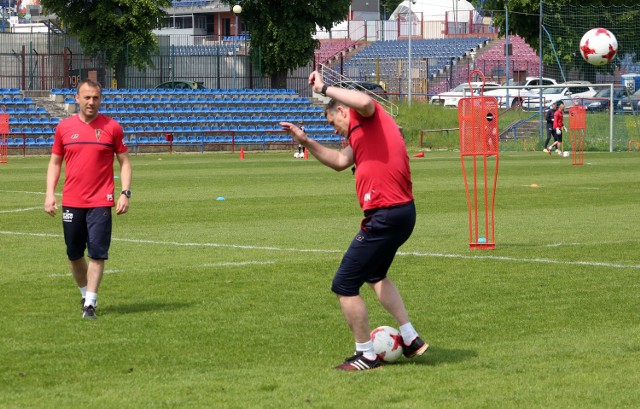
543 101 557 153
44 79 132 319
549 101 566 156
280 71 428 371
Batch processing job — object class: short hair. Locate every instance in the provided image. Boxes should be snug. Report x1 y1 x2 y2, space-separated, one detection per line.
324 98 341 116
76 79 102 95
556 100 564 106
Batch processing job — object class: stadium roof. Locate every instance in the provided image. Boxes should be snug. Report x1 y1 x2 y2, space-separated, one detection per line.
389 0 476 22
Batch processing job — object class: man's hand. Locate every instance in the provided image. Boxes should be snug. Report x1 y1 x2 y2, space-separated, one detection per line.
116 195 129 215
308 71 324 95
280 121 309 146
44 194 58 217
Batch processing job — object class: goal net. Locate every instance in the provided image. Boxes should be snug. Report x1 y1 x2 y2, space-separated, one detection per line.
542 2 640 151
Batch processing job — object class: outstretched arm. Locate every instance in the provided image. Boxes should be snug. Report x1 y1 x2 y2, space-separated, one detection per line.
280 122 354 171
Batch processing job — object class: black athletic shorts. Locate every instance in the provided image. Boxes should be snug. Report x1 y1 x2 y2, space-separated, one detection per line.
62 206 112 261
331 201 416 296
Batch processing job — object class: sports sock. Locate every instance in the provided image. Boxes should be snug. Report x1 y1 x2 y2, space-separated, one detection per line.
84 291 98 308
79 286 87 298
399 323 419 345
355 341 377 361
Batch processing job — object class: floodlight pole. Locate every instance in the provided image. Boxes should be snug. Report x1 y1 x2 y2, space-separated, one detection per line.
233 3 242 89
408 1 413 107
505 0 510 108
538 0 543 140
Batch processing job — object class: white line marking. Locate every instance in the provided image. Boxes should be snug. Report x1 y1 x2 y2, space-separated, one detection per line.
0 206 42 214
2 230 638 270
48 269 123 277
203 261 276 267
0 190 60 196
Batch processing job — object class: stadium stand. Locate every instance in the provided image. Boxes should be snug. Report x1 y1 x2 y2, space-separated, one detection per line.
339 38 490 80
44 87 338 152
315 39 360 66
474 35 540 79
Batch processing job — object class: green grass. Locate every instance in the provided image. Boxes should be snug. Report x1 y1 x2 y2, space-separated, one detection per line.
1 151 640 408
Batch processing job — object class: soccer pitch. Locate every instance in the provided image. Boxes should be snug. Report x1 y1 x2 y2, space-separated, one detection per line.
1 151 639 408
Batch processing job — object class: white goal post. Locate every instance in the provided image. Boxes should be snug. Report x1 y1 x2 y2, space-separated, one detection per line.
461 83 616 152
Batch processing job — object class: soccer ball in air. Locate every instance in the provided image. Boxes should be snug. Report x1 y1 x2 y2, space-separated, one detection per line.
579 28 618 66
370 326 404 363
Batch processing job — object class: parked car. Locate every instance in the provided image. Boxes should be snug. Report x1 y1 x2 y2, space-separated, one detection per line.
332 81 386 95
526 81 597 110
616 88 640 112
484 76 558 108
585 87 626 111
430 81 500 107
155 80 205 90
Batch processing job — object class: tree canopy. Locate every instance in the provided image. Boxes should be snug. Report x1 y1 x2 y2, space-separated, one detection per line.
41 0 171 87
222 0 351 88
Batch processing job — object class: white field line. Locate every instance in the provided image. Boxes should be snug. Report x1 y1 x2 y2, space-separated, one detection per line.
203 261 277 267
0 190 46 195
49 269 123 277
1 230 639 270
0 206 42 214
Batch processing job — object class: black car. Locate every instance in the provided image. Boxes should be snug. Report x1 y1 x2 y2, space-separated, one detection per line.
332 81 386 95
617 88 640 112
585 87 626 111
155 80 205 90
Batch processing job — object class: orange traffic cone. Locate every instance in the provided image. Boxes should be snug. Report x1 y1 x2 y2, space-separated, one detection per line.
239 147 245 160
303 148 308 159
413 152 425 158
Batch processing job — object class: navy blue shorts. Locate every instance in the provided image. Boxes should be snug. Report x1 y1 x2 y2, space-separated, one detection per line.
62 206 112 261
331 201 416 296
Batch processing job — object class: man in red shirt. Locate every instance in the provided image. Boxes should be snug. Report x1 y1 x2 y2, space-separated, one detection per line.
44 79 132 319
280 71 428 371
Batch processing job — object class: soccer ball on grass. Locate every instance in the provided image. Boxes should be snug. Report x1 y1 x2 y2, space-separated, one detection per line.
579 28 618 66
370 326 404 363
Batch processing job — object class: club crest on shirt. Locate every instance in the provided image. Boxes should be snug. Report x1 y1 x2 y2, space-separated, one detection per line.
71 133 79 139
95 129 102 141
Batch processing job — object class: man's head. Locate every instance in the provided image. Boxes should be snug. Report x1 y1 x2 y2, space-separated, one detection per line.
324 99 350 137
550 102 557 109
75 79 102 122
557 101 565 111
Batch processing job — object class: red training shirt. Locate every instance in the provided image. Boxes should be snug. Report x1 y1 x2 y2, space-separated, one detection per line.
52 114 128 208
553 109 564 129
348 101 414 211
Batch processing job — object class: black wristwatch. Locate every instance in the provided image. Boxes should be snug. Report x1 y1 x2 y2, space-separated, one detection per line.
121 190 131 198
320 84 329 96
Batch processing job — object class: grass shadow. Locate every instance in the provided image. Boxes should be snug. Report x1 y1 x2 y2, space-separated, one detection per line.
101 301 195 315
397 345 478 367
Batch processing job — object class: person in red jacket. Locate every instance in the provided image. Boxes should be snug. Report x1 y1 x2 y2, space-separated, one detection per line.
44 79 132 319
549 101 567 155
280 71 428 371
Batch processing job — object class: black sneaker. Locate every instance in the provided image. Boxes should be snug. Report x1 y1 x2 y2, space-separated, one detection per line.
403 337 429 358
82 305 97 319
81 298 85 311
335 352 381 371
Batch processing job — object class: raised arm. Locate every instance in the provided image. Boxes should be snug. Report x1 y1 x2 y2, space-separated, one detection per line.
308 71 375 118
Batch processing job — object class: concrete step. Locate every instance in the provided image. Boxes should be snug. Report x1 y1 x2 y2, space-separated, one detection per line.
32 96 71 120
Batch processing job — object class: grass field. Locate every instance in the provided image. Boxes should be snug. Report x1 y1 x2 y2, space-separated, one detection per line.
1 150 639 408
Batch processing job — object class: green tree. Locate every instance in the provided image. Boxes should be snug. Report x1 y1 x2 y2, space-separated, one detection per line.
223 0 351 88
41 0 171 87
380 0 403 19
